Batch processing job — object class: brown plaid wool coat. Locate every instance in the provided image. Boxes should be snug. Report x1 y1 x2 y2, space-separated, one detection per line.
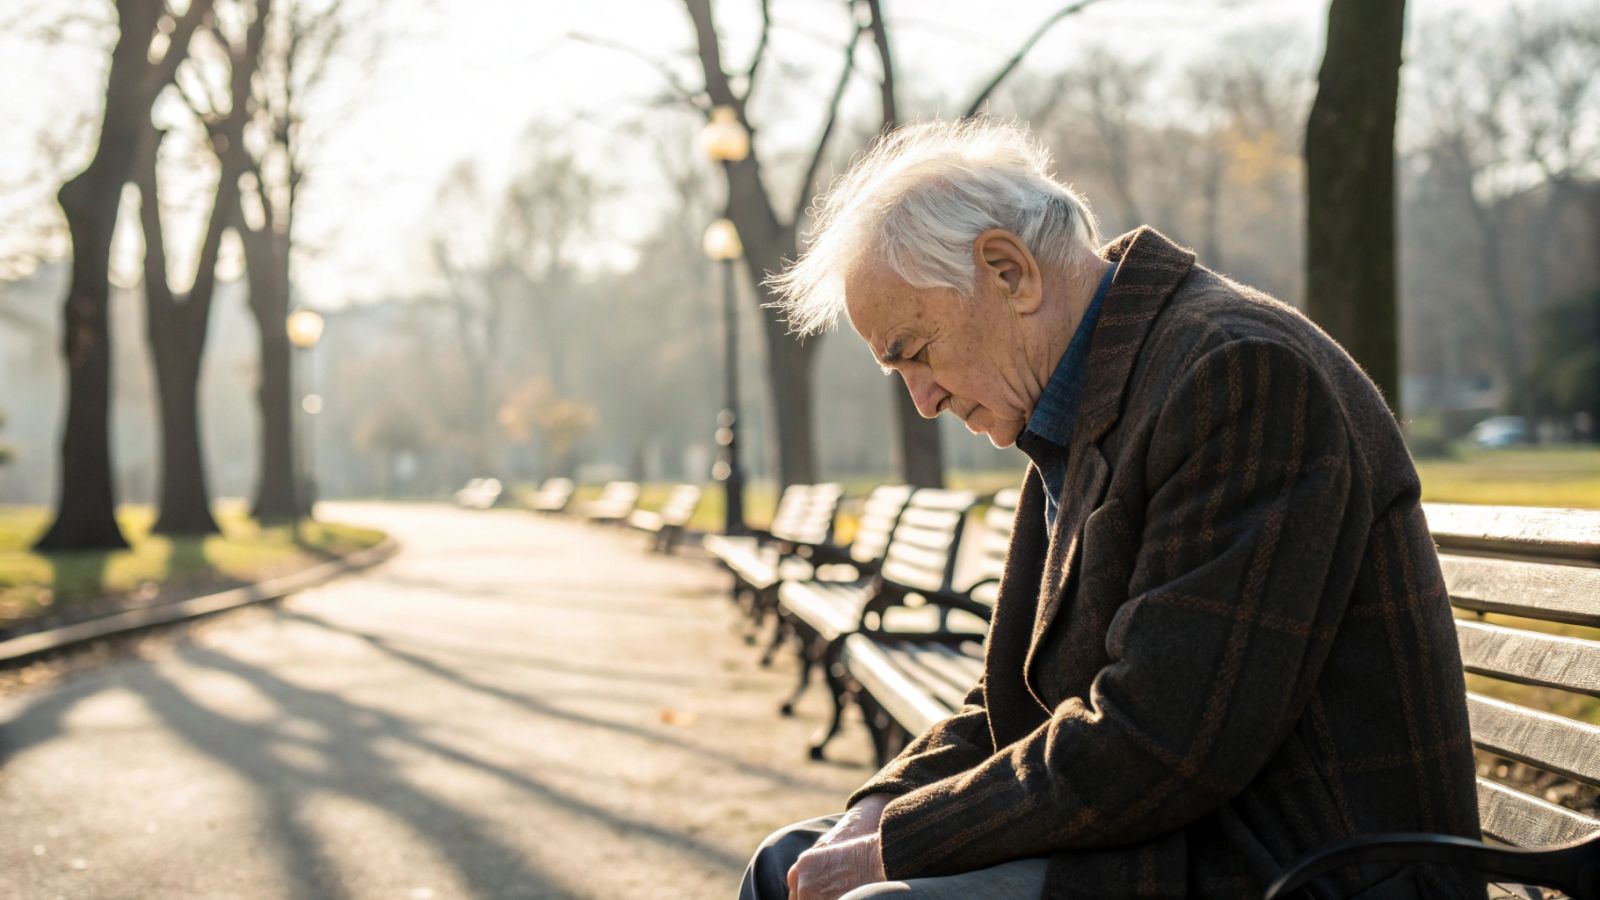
849 228 1482 898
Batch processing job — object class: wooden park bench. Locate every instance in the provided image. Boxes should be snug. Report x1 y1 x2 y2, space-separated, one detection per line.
1268 503 1600 899
821 489 1014 764
781 487 982 759
627 484 703 553
524 477 575 514
704 483 844 633
580 481 640 526
453 477 503 509
756 484 916 668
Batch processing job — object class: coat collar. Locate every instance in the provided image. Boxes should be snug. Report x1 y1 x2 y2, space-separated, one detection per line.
1075 226 1198 448
1007 227 1196 709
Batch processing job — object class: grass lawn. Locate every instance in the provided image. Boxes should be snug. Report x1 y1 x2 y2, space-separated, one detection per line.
1415 445 1600 508
560 445 1600 537
0 504 386 636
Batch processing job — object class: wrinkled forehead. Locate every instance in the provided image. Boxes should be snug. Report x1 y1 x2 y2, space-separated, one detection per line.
842 256 916 341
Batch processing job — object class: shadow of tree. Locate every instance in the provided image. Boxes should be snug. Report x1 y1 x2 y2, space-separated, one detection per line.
120 641 749 898
279 608 851 795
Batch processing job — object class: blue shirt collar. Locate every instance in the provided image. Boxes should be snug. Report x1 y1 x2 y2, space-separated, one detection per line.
1020 259 1118 451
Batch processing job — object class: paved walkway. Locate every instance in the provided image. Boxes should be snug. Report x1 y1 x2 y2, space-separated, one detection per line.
0 503 873 899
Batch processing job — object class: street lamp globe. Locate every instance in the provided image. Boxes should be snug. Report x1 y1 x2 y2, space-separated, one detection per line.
698 105 750 163
286 308 324 349
703 218 743 262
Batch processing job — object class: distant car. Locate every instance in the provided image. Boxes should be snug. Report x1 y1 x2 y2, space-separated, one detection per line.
1468 416 1528 449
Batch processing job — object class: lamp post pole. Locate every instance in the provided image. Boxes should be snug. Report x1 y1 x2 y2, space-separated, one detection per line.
286 308 325 523
699 106 752 535
717 253 745 535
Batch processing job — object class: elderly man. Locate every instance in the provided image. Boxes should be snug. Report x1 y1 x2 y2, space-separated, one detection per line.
738 120 1480 900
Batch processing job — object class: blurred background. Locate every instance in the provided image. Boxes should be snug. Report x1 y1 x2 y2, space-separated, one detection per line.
0 0 1596 531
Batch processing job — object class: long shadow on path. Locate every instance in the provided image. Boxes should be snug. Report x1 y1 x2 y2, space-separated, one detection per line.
128 642 750 893
280 609 849 795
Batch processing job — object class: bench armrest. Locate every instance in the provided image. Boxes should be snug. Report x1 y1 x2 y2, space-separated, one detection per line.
861 583 994 628
1264 831 1600 899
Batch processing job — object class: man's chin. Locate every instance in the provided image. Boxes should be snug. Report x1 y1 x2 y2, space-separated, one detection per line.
986 430 1021 450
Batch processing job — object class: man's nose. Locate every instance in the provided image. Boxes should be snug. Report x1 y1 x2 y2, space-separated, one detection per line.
900 369 949 419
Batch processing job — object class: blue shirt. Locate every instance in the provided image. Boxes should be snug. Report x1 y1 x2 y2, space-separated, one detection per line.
1016 260 1118 528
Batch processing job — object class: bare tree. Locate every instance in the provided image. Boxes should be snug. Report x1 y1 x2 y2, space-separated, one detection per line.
35 0 214 551
1403 4 1600 425
671 0 1102 488
1304 0 1406 414
138 0 272 535
232 0 384 520
428 130 605 478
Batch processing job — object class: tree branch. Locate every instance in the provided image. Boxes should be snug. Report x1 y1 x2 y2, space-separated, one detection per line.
134 128 174 308
683 0 741 109
793 23 865 223
151 0 217 93
744 0 772 100
568 32 708 112
961 0 1106 118
863 0 897 126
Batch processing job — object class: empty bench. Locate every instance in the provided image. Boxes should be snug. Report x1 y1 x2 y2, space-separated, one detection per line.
782 488 981 760
627 484 703 553
831 489 1016 765
704 483 843 634
524 477 575 514
581 481 640 526
453 477 503 509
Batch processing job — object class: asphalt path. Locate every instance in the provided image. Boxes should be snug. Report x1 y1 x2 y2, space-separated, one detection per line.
1 502 874 899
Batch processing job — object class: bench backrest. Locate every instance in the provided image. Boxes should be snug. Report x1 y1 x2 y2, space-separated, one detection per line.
598 481 640 505
538 477 574 498
657 484 703 527
964 488 1022 608
769 483 843 547
849 485 915 566
878 488 979 594
1426 502 1600 849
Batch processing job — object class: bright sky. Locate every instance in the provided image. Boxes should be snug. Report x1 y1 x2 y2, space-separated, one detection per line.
0 0 1503 307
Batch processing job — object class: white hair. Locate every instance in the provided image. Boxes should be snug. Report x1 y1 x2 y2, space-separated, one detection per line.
768 118 1102 336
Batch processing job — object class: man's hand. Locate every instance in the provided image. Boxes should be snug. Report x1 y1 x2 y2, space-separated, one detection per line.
787 794 894 899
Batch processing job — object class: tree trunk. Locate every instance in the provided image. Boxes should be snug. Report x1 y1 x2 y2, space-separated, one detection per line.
866 0 944 488
37 167 130 550
246 232 301 520
33 1 173 551
148 307 219 534
1304 0 1406 416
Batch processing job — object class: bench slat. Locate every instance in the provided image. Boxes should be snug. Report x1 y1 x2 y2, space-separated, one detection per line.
914 642 985 695
1427 504 1600 564
1441 553 1600 627
1467 693 1600 788
1476 778 1600 848
845 635 951 736
1456 619 1600 696
851 486 913 565
884 645 972 710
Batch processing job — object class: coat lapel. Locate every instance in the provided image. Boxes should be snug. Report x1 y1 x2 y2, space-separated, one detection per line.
1021 227 1197 691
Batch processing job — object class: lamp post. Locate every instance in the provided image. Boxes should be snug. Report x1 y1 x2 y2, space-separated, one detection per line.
699 105 751 535
286 308 324 520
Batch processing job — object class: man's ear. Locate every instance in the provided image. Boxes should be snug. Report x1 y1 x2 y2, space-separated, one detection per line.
974 229 1043 315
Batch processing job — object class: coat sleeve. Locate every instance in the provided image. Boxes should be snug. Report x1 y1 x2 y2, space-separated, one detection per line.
875 338 1358 878
848 678 996 807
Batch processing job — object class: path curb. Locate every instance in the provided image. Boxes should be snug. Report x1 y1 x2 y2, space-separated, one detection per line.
0 537 402 667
